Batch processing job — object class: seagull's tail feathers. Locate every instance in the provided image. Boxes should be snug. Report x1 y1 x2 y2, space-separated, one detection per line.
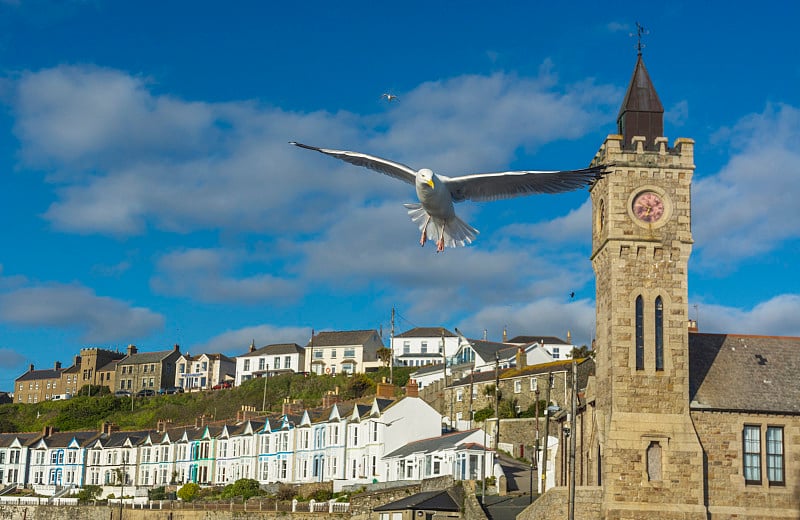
404 203 479 249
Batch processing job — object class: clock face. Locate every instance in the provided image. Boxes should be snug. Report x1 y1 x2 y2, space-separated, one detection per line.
632 191 665 223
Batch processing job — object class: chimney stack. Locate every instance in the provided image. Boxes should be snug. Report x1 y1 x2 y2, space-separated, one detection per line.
42 425 55 438
249 339 256 353
127 344 138 356
322 390 340 408
404 379 419 398
516 346 526 369
29 364 34 372
54 361 62 371
688 320 699 332
173 344 180 352
376 377 395 399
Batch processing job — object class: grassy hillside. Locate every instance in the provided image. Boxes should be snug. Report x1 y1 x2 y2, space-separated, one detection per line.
0 367 414 434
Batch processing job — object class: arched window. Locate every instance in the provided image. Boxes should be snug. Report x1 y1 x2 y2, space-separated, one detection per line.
655 297 664 371
635 296 644 370
647 442 662 481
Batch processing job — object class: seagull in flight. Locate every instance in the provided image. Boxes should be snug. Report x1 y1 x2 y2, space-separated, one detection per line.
381 93 399 102
290 142 606 252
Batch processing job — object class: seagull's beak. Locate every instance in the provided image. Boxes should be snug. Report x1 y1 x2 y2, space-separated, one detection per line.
426 179 434 189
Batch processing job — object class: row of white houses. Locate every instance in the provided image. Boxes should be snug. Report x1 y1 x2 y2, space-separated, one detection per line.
0 384 494 497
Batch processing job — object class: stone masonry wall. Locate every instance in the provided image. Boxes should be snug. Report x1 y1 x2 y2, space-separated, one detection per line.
691 410 800 520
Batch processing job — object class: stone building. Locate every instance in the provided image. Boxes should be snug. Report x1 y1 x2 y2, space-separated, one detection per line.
115 344 182 394
78 347 126 391
14 362 68 403
520 50 799 520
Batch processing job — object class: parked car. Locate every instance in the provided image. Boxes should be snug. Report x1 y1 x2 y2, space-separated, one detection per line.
211 381 232 390
158 386 184 395
135 389 156 397
114 390 132 397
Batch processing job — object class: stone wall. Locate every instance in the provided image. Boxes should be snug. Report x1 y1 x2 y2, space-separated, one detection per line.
0 505 344 520
692 410 800 519
516 486 601 520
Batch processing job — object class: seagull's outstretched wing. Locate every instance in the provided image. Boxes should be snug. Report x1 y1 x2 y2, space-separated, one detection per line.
290 142 417 185
443 166 607 203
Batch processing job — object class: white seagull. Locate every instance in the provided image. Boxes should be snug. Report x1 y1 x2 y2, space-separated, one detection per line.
381 93 399 102
290 142 606 252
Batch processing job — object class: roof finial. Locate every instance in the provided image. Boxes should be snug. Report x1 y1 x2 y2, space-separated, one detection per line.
631 22 649 56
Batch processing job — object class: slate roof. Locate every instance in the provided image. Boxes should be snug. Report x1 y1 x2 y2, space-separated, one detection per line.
307 330 382 347
0 432 41 448
383 429 487 459
16 368 63 382
409 363 446 377
506 336 568 345
396 327 456 338
240 343 303 358
469 340 518 361
689 333 800 414
373 489 461 512
119 349 178 366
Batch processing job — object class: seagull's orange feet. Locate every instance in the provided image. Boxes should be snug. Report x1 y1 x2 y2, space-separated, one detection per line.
437 238 445 252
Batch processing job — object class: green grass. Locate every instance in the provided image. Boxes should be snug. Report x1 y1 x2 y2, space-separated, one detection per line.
0 367 416 433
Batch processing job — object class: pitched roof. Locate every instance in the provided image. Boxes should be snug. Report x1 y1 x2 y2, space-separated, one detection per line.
308 330 382 347
373 489 461 512
16 368 63 382
119 348 178 365
383 429 487 459
468 340 518 361
0 432 41 448
617 53 664 148
396 327 456 338
506 335 567 345
689 333 800 414
240 343 303 358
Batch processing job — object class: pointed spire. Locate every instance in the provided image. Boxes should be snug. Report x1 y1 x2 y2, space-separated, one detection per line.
617 53 664 149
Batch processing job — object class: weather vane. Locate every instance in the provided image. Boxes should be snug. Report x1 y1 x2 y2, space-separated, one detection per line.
631 22 649 55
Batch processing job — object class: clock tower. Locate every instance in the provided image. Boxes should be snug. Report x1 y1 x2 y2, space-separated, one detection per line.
589 51 706 519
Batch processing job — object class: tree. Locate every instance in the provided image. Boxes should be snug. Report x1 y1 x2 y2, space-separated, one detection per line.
345 373 375 399
376 347 393 367
570 345 594 359
177 482 200 502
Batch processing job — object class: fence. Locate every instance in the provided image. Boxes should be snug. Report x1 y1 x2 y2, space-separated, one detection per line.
92 498 349 513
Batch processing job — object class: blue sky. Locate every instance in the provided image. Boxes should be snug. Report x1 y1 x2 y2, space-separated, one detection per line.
1 1 799 391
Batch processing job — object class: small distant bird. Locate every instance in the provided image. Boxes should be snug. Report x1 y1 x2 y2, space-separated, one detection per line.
290 142 606 252
381 93 399 102
569 292 575 299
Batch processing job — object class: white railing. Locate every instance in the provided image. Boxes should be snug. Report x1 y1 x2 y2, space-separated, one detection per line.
0 496 78 506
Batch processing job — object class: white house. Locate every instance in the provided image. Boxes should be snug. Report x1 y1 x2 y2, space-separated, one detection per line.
0 432 39 488
382 428 494 482
29 428 97 495
235 343 305 386
305 330 385 376
391 327 459 368
176 353 236 390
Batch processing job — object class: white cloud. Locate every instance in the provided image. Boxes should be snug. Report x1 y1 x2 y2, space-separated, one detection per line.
696 294 800 337
151 248 302 304
193 324 313 356
0 283 164 342
693 103 800 268
458 298 596 347
0 347 26 368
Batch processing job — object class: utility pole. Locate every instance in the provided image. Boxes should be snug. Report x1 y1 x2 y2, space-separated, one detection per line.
569 360 578 520
540 372 552 494
389 308 395 384
494 351 500 449
468 369 474 430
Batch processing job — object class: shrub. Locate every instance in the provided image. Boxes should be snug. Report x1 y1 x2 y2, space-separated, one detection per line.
275 484 297 501
220 478 263 500
177 482 200 502
76 485 102 503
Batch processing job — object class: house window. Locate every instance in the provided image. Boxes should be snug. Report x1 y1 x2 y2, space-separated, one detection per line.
330 349 337 358
274 357 281 369
258 358 265 371
743 425 761 484
655 296 664 371
244 359 250 371
635 295 644 370
403 341 410 355
552 347 560 359
766 426 784 485
285 356 292 368
343 348 355 358
456 389 463 402
314 350 323 358
514 380 522 393
530 378 538 391
421 341 428 354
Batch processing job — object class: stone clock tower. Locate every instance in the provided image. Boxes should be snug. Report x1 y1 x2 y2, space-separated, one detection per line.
588 52 706 519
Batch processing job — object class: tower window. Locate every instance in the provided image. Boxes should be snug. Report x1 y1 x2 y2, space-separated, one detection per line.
646 441 662 481
635 296 644 370
743 425 761 484
655 297 664 371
